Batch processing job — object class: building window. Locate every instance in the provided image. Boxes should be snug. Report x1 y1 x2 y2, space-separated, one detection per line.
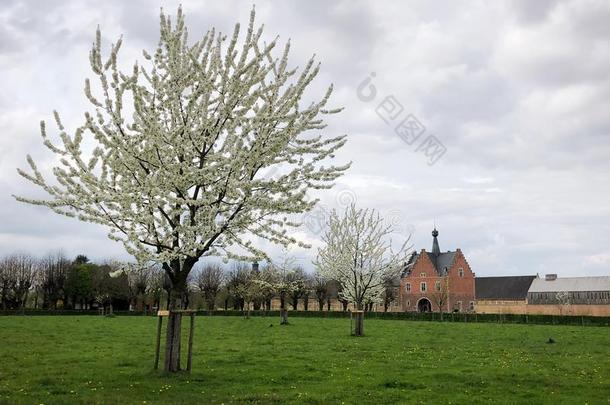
420 282 427 292
406 300 411 307
469 301 475 311
456 301 462 312
405 283 411 292
435 281 441 291
420 272 426 277
458 268 464 277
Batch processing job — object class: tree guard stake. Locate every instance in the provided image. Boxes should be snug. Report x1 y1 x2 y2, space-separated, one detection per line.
154 310 196 372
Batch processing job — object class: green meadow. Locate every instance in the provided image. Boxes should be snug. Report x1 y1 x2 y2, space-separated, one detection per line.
0 315 608 404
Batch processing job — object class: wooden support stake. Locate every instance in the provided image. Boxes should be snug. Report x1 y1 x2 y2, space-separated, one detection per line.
186 313 195 372
154 315 163 370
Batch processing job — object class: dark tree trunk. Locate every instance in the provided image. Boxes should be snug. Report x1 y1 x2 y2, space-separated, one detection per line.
163 260 194 373
164 304 182 372
280 298 289 325
280 308 288 325
318 299 324 311
303 295 309 311
354 303 364 337
206 296 215 311
22 291 29 312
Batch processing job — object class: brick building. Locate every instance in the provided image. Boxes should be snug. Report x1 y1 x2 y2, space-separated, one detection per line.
399 228 475 313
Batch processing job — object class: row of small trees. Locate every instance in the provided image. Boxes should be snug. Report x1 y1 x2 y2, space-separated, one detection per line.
196 261 397 314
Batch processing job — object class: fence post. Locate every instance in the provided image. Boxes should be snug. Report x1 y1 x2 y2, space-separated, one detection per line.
154 315 163 370
186 312 195 372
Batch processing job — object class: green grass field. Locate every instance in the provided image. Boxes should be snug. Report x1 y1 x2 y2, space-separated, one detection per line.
0 315 608 404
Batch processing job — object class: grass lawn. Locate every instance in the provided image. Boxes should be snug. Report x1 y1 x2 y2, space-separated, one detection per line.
0 315 608 404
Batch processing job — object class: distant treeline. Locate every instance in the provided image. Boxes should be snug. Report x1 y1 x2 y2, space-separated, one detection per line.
0 253 400 312
0 253 156 311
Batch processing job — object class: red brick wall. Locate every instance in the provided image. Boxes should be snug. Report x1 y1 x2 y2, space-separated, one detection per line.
399 248 475 312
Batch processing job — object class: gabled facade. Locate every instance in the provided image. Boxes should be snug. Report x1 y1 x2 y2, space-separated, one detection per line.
399 228 475 313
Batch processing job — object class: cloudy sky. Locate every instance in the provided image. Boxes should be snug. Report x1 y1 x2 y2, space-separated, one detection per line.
1 0 609 277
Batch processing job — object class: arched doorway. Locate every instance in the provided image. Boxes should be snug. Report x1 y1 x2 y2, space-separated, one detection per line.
417 298 432 313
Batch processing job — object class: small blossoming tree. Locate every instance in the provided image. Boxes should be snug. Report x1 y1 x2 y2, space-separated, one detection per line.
237 273 274 319
315 204 411 336
14 7 349 371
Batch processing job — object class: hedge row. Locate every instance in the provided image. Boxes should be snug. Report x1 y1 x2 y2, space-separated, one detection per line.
199 309 610 326
2 308 610 326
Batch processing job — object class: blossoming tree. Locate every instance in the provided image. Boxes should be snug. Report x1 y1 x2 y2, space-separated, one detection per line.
315 204 411 336
14 7 349 371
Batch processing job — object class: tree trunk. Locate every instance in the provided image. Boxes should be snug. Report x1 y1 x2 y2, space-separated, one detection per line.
163 262 192 373
22 290 29 313
280 308 288 324
164 307 182 372
354 304 364 337
243 301 251 319
207 297 215 311
280 298 289 325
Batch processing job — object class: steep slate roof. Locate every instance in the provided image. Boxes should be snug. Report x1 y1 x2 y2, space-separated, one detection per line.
475 276 536 300
528 276 610 293
426 252 456 275
401 251 418 277
401 228 458 277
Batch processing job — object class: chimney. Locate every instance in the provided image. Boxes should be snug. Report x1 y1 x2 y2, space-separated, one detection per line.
545 274 557 281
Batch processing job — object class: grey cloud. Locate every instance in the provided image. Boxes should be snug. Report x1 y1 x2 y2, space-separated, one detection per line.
1 0 609 277
510 0 560 24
